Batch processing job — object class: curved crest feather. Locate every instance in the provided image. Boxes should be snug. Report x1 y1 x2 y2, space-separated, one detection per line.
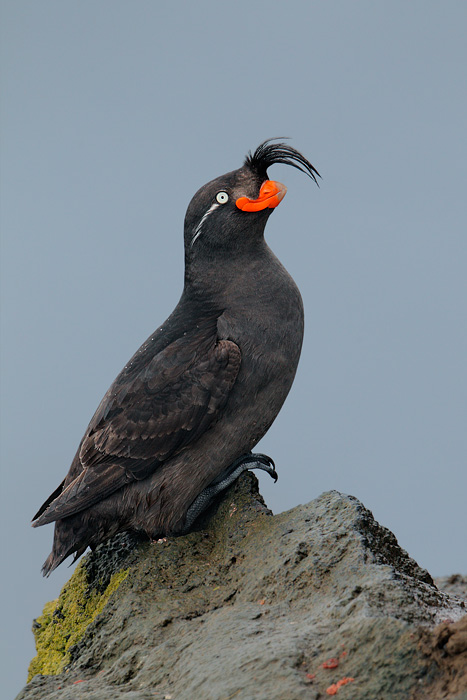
245 138 320 185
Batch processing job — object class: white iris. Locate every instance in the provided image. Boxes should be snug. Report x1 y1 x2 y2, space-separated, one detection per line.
216 191 229 204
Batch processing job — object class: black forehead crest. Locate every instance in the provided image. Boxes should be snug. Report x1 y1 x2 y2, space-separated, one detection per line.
244 139 320 185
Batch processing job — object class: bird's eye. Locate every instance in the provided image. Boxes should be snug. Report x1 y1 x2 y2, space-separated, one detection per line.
216 191 229 204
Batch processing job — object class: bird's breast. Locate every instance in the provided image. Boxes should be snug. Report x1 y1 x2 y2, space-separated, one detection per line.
216 256 304 422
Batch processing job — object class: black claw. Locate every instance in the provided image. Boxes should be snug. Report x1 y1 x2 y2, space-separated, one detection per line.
252 453 276 469
182 452 278 532
226 452 278 483
254 454 277 481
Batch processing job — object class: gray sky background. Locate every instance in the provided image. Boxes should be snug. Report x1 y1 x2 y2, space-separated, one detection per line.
1 2 466 696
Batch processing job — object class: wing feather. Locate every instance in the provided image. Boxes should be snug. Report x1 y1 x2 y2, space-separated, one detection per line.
33 329 241 526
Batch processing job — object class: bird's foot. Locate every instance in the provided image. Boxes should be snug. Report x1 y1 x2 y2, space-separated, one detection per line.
182 453 277 532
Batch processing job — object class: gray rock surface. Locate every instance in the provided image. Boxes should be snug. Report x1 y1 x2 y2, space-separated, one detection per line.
19 474 467 700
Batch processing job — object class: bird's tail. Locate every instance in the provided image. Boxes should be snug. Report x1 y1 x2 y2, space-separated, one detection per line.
40 518 88 576
41 549 68 577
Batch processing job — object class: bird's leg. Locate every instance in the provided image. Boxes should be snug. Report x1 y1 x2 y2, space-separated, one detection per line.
182 453 277 532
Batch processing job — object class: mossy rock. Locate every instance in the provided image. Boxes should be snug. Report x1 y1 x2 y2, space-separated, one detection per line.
20 475 466 700
28 562 129 680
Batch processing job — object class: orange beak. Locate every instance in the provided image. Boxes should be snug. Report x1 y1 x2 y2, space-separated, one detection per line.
236 180 287 212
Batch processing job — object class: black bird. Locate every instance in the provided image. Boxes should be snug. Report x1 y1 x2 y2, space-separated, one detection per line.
32 139 320 575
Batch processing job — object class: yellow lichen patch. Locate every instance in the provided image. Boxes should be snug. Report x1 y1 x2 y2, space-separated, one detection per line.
28 563 129 681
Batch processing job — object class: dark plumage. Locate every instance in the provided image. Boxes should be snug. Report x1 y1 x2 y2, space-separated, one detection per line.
33 139 320 575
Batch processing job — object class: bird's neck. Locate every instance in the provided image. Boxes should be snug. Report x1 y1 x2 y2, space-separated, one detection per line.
182 239 292 319
183 238 269 304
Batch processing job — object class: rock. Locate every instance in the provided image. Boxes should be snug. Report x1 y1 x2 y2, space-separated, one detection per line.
18 474 466 700
436 574 467 602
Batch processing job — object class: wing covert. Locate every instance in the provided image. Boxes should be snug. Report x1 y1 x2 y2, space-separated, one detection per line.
33 332 241 525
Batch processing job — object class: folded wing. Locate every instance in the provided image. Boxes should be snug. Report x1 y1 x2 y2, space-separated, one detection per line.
32 326 241 526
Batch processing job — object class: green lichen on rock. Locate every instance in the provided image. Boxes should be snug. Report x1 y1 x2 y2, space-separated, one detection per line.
28 562 129 681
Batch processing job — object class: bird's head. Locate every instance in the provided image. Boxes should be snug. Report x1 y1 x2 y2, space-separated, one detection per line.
184 139 320 258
